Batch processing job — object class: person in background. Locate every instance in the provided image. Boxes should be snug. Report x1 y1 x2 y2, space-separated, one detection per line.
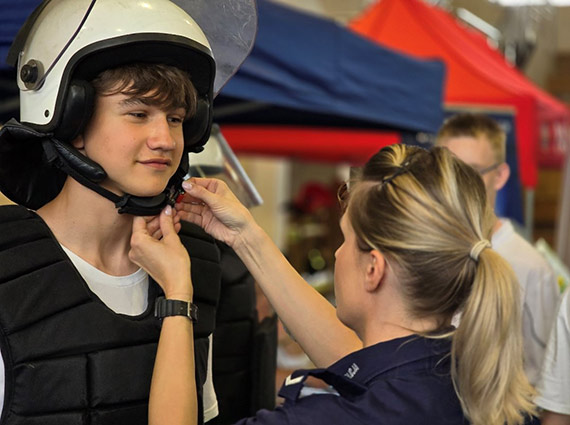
436 113 560 386
138 144 536 425
536 287 570 425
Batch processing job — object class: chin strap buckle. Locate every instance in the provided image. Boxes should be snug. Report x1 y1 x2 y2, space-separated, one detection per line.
114 194 132 211
166 186 184 207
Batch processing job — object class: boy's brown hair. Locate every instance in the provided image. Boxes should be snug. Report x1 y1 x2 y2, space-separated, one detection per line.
436 113 506 163
91 63 198 119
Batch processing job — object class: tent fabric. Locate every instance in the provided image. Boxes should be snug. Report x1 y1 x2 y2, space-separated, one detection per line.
0 0 38 66
1 0 445 164
350 0 570 187
219 125 401 164
220 0 446 135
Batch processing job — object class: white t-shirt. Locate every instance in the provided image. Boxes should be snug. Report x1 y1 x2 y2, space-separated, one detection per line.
536 287 570 414
0 245 218 421
492 219 561 386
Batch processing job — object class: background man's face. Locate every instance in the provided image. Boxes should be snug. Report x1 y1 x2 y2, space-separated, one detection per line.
439 135 503 209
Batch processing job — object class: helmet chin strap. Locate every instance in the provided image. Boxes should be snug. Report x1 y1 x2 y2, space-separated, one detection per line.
42 138 184 216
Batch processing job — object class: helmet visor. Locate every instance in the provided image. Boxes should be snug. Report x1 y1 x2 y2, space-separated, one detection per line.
188 124 262 208
172 0 257 95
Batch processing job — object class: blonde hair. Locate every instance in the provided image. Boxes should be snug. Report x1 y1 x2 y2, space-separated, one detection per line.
345 145 535 425
436 113 506 163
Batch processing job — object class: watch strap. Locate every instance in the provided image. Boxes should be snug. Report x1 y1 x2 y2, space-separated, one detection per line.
154 296 198 322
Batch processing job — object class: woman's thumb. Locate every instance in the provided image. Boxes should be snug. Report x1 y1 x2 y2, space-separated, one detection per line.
182 180 217 206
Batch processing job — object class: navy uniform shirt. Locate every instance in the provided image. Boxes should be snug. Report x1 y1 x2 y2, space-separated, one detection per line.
234 334 468 425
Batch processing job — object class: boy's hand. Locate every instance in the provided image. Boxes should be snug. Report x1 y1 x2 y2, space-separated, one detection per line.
129 205 192 300
144 209 182 240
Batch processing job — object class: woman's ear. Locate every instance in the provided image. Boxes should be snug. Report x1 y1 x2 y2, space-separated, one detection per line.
364 250 386 292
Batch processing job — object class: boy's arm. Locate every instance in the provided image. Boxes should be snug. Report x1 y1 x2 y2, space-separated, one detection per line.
149 315 196 425
129 206 198 425
541 411 570 425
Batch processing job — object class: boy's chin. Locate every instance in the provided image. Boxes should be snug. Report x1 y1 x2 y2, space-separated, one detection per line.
113 185 168 199
131 188 167 198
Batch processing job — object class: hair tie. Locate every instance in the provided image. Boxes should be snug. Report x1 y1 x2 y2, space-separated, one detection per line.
381 159 413 187
470 239 491 261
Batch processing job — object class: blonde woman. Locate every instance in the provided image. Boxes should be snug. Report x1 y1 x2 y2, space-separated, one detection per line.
131 145 536 425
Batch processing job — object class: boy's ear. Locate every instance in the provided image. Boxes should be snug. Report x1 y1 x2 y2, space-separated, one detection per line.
71 135 85 150
493 162 510 191
364 250 386 292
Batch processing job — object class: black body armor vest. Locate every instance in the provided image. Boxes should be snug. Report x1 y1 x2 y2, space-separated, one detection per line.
210 243 277 424
0 206 221 425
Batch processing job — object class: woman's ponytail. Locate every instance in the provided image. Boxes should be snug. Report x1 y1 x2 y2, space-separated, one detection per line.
452 248 536 425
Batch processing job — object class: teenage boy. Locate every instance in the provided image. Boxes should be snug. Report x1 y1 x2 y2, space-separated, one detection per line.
0 0 232 423
436 112 560 386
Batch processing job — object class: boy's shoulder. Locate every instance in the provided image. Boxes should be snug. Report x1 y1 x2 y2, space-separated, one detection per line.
0 205 49 240
0 204 35 220
178 220 221 265
179 219 214 242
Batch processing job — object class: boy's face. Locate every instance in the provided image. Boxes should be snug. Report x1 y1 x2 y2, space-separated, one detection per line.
73 90 186 198
439 135 508 210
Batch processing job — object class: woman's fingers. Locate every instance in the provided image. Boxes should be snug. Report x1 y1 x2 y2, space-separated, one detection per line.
183 178 239 207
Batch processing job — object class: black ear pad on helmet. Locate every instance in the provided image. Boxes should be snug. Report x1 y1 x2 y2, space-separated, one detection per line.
183 96 212 153
54 80 95 143
44 138 107 183
49 79 106 182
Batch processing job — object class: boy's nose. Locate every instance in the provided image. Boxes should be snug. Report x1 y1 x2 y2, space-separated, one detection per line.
147 116 177 150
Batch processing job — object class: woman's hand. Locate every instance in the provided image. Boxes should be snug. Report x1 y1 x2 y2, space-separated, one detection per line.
129 205 192 300
175 178 255 249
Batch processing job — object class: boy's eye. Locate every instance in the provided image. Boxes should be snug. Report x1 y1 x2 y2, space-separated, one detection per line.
129 112 147 119
168 116 184 125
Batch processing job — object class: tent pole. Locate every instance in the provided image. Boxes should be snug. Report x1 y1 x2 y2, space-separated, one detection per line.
556 154 570 268
524 188 535 241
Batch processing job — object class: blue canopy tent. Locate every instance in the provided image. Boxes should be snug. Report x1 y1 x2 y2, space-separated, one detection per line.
0 0 39 63
215 0 446 163
0 0 40 121
1 0 445 163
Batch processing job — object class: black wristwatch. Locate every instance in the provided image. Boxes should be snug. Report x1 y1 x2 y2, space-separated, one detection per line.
154 296 198 323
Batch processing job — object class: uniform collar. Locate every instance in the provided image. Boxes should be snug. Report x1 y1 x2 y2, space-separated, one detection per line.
327 334 452 385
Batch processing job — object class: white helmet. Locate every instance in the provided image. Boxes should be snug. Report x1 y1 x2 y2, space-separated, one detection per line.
0 0 256 215
10 0 214 148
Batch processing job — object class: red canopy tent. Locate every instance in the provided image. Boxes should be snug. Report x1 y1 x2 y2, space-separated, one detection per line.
350 0 570 188
220 126 400 164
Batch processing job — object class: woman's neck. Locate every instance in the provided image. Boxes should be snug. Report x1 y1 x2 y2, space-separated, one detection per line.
37 178 139 276
361 316 446 348
357 281 446 348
